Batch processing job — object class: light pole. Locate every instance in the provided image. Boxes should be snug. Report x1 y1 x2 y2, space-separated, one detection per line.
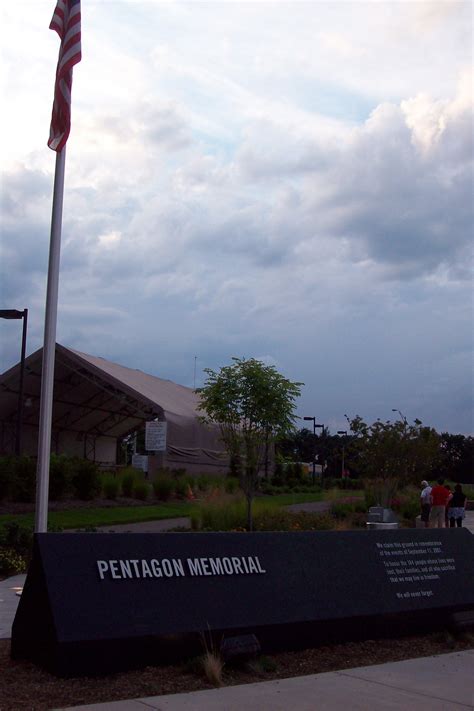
392 408 407 425
304 416 324 484
0 309 28 456
337 430 347 478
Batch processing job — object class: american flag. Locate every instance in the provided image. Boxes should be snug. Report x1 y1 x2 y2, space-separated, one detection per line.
48 0 82 152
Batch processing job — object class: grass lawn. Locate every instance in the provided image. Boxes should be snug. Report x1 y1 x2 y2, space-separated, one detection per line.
0 502 195 532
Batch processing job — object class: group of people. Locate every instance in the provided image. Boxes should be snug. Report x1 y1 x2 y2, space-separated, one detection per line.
420 478 467 528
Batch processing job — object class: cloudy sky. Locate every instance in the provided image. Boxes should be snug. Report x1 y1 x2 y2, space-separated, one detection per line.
1 0 473 435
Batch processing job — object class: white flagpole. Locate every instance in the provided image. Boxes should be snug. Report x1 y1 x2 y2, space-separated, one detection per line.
35 147 67 533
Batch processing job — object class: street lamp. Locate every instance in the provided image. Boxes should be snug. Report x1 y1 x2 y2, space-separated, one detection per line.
337 430 348 478
304 416 324 484
392 408 407 424
0 309 28 455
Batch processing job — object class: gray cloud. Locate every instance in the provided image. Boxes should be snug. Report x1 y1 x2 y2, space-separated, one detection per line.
1 4 472 436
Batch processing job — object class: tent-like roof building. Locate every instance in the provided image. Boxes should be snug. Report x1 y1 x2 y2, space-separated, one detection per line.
0 344 227 474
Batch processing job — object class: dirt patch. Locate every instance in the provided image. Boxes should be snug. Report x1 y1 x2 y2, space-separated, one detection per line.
1 632 472 711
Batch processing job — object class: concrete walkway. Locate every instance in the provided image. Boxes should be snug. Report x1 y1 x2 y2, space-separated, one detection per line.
87 517 191 534
0 573 24 639
58 650 474 710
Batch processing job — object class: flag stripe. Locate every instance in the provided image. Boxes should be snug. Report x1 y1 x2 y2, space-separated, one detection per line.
48 0 82 152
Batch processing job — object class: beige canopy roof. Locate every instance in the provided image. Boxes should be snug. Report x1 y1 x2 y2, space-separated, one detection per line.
0 343 225 467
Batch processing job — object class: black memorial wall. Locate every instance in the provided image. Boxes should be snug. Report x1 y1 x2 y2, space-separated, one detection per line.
11 529 474 675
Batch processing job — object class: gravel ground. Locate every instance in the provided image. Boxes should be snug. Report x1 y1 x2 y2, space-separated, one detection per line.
1 632 473 711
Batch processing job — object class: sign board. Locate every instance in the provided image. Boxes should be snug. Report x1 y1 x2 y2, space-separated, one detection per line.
145 421 167 451
11 529 474 676
131 454 148 473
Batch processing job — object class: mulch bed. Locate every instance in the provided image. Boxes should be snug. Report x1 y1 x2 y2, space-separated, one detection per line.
1 632 473 711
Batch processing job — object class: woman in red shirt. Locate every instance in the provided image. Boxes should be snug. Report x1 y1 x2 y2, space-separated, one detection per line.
429 478 451 528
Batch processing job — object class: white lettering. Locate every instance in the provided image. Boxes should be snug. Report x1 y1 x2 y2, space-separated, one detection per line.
119 560 133 578
200 558 211 575
232 557 244 574
97 554 266 581
130 560 140 577
172 559 185 577
248 557 258 573
162 559 174 577
110 560 120 579
97 560 109 579
141 560 153 578
187 558 202 576
151 559 163 577
210 558 224 575
222 557 234 574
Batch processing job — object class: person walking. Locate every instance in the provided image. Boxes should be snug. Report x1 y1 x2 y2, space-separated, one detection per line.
429 478 451 528
447 484 467 528
420 480 432 528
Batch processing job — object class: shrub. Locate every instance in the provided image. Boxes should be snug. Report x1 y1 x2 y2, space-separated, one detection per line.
225 477 239 494
201 650 223 687
102 474 120 500
0 520 63 574
253 508 334 531
272 461 285 487
292 462 304 482
229 452 242 479
183 474 197 490
71 458 101 500
196 475 212 492
0 456 14 501
259 481 277 495
394 491 421 524
363 483 379 509
363 478 399 508
462 483 474 500
0 521 33 557
0 547 28 576
330 502 354 520
194 496 336 532
121 469 136 497
153 477 174 501
49 454 71 500
133 481 149 501
174 478 189 499
198 496 247 531
10 456 36 503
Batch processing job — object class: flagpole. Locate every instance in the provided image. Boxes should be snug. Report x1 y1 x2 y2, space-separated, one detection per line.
35 147 66 533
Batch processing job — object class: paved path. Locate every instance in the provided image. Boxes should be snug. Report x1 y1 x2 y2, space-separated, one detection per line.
59 650 474 710
85 517 191 534
285 500 332 513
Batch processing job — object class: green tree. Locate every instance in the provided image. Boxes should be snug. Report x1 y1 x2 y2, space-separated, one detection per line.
198 357 302 529
439 433 474 484
277 428 355 479
347 415 440 504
